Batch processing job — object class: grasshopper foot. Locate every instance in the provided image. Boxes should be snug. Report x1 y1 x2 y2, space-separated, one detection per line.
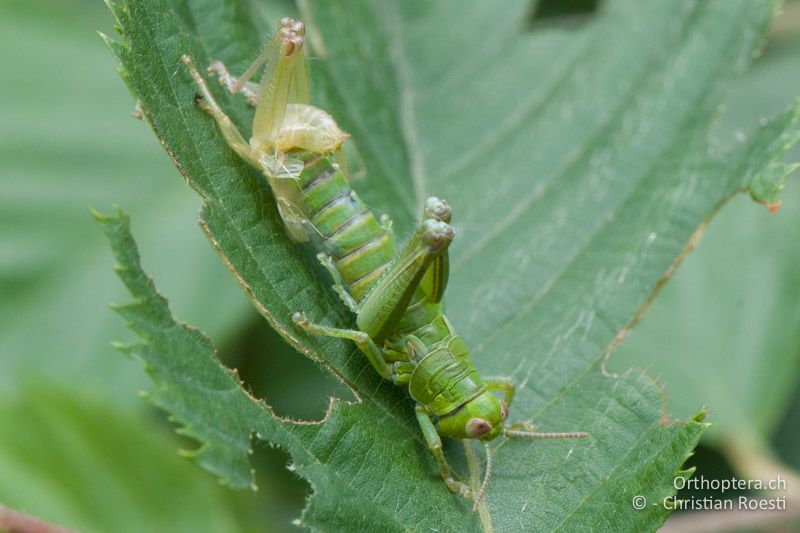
443 477 474 500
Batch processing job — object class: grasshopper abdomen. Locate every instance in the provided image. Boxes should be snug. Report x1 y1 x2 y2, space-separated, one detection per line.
295 151 397 302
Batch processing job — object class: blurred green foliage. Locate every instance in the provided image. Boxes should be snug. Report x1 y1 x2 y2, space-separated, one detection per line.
612 0 800 471
0 384 263 532
0 0 317 530
0 0 798 531
0 0 251 404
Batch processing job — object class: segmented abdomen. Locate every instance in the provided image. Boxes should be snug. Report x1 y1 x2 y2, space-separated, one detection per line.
296 151 396 302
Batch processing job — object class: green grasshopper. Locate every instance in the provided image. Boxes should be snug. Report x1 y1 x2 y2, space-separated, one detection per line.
182 17 587 510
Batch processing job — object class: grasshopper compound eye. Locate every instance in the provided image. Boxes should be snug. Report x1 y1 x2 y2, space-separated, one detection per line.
466 418 493 438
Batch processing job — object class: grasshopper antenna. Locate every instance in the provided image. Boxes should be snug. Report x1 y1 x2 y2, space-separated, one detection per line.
472 442 493 512
504 429 589 439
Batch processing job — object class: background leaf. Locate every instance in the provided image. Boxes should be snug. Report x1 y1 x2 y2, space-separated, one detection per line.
0 0 251 405
613 5 800 445
0 383 263 533
101 0 799 531
0 1 301 529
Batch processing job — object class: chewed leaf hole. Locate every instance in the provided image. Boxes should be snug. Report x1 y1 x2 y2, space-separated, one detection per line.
220 310 354 421
529 0 603 28
250 439 310 523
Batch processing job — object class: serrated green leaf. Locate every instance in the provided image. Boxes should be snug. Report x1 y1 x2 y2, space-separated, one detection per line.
99 208 707 531
102 0 800 530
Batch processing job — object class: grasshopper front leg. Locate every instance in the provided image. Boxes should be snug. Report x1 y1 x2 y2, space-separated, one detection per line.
415 405 474 499
292 312 392 379
484 376 516 408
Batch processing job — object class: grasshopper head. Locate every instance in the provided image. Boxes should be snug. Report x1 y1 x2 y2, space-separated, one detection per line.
436 390 508 441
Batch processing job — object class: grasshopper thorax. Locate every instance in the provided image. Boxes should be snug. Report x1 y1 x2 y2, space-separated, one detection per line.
435 390 508 441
